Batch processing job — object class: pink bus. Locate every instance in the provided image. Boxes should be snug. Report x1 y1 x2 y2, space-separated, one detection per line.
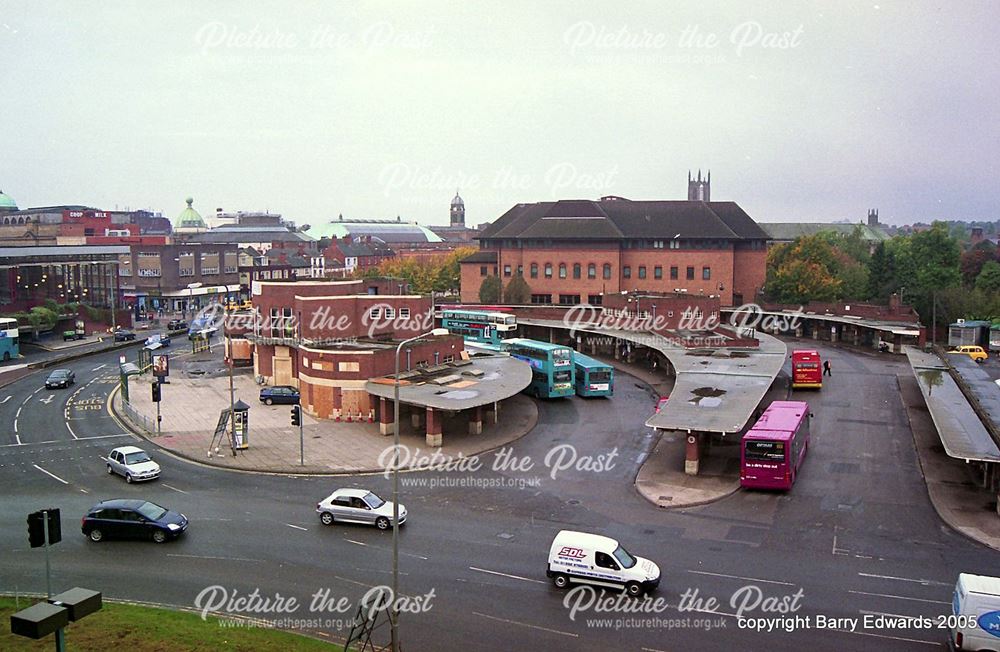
740 401 811 490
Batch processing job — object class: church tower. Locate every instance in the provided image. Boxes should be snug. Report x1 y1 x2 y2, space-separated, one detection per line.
450 190 465 226
687 169 711 202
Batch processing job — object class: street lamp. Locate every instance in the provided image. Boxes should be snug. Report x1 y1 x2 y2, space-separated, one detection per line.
187 282 203 318
392 327 448 651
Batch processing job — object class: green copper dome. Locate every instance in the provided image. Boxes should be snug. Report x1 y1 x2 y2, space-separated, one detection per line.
0 190 17 211
175 196 207 229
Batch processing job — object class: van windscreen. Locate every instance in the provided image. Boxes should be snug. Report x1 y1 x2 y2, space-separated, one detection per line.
612 545 636 569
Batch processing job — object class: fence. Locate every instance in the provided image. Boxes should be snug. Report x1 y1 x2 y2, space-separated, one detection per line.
119 394 155 435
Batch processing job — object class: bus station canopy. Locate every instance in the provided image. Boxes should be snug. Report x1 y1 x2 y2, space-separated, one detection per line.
904 346 1000 462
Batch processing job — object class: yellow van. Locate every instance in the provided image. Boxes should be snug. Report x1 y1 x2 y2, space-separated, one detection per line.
950 345 988 362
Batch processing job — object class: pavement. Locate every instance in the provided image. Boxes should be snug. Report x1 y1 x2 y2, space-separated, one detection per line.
116 348 539 474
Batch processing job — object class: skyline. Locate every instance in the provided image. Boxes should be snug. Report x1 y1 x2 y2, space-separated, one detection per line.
1 2 997 228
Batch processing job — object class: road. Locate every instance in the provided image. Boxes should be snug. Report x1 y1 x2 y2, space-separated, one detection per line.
1 342 997 651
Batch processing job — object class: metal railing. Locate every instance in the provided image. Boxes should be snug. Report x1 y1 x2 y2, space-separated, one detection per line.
119 395 155 435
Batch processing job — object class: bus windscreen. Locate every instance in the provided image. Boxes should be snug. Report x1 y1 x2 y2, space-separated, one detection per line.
744 440 785 461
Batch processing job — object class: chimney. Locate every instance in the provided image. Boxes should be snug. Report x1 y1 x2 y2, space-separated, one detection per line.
971 227 984 245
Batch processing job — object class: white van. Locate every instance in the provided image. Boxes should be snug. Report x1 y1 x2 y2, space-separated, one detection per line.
951 573 1000 651
546 530 660 597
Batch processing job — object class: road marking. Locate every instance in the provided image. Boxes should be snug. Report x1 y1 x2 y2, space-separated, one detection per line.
472 611 578 638
79 488 89 494
92 364 106 371
167 553 265 563
857 572 951 587
0 396 10 404
161 484 188 494
848 590 949 605
32 464 69 485
345 539 368 547
65 421 78 440
39 394 54 404
687 570 795 586
285 523 308 531
832 627 938 646
77 433 133 440
468 566 547 585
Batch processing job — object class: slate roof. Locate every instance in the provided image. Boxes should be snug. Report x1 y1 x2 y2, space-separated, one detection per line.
459 250 498 264
478 199 767 241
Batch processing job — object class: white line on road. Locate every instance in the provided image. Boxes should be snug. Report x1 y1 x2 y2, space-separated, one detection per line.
0 396 10 404
285 523 308 531
77 433 133 440
79 488 89 494
857 572 951 587
168 553 265 563
472 611 578 638
32 464 69 485
92 364 106 371
848 590 950 605
687 570 795 586
469 566 547 585
345 539 368 547
832 628 938 646
161 484 189 494
65 421 78 440
39 394 54 404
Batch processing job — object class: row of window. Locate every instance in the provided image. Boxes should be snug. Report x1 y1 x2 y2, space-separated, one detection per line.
485 239 749 250
531 294 605 305
368 307 412 319
625 265 710 281
490 262 712 281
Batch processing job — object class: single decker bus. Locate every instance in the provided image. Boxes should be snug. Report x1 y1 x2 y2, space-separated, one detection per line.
572 352 614 397
503 338 575 399
790 349 822 389
740 400 811 491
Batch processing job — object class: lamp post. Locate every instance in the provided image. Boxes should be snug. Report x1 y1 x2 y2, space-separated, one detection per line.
187 282 203 319
392 328 448 652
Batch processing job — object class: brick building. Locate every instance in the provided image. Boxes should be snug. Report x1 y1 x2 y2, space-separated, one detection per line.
460 197 768 307
246 279 463 420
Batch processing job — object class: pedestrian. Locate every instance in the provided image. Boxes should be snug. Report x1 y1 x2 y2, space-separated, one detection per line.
823 360 832 377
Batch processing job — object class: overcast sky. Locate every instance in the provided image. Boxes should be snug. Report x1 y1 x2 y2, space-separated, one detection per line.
1 1 997 228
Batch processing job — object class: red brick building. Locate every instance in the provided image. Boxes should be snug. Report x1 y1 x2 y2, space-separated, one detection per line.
460 198 768 307
246 279 462 420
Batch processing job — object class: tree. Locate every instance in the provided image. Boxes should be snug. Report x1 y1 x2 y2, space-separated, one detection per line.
976 261 1000 293
503 274 531 304
867 241 898 302
479 276 502 304
960 244 997 285
765 235 843 303
894 222 962 318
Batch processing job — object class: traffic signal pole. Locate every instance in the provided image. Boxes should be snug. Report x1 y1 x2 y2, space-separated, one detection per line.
42 510 51 599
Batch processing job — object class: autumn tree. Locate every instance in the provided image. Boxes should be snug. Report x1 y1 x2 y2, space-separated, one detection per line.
479 275 502 304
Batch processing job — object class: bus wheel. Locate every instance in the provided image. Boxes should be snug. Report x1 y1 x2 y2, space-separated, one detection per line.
532 388 540 399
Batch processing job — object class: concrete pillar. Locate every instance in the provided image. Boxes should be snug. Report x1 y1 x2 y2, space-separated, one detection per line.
469 405 483 435
379 397 394 436
426 407 442 447
685 431 700 476
795 325 803 338
411 408 422 429
830 326 838 343
812 326 819 340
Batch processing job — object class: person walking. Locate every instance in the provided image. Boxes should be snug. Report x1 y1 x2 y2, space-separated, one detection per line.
823 360 832 377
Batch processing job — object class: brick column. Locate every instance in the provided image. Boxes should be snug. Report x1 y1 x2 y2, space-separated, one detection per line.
685 431 700 476
379 397 393 436
469 405 483 435
426 407 442 447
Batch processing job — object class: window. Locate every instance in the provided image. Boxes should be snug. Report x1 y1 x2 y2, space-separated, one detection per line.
603 263 612 280
369 307 381 319
558 294 581 305
686 266 695 280
504 265 512 277
669 240 681 249
545 264 553 278
480 266 487 276
443 354 454 363
517 264 523 276
530 294 552 304
638 266 647 279
415 360 428 369
623 266 631 279
573 263 581 279
559 263 567 279
587 263 596 279
530 263 538 278
399 308 410 318
595 552 620 571
702 267 711 280
654 266 662 279
587 294 603 305
653 240 664 249
338 362 360 372
670 266 678 280
384 307 396 319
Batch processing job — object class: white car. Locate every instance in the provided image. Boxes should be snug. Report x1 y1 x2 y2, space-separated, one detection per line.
106 446 160 483
316 488 406 530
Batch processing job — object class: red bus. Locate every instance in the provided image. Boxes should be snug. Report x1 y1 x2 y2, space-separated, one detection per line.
740 401 811 490
790 349 822 389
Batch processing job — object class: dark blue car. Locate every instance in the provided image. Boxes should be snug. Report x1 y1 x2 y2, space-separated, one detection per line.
81 499 188 544
259 385 300 405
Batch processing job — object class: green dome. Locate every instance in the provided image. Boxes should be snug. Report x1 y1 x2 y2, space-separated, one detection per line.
0 190 17 211
175 197 206 229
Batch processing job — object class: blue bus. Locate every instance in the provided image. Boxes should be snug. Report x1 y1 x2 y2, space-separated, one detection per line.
0 318 18 362
573 352 614 398
503 338 575 399
439 309 516 348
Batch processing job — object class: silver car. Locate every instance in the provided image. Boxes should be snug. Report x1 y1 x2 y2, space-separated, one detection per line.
316 488 406 530
106 446 160 483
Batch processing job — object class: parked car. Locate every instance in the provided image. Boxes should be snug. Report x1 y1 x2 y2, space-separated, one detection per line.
316 489 406 530
259 385 300 405
114 330 136 342
62 330 84 341
45 369 75 389
144 334 170 348
949 345 988 362
167 319 187 331
106 446 160 483
81 499 188 543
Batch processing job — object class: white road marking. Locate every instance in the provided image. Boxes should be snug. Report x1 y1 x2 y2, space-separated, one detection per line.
39 394 54 404
687 570 795 586
167 553 265 563
848 590 950 605
65 421 78 440
161 484 188 494
32 464 69 485
77 433 133 440
472 611 578 638
468 566 547 585
831 628 938 646
285 523 308 531
79 488 89 494
0 396 10 404
92 364 106 371
857 572 951 587
345 539 368 547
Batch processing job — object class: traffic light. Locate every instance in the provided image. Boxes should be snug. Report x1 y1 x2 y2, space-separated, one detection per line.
151 382 161 403
27 509 61 548
291 405 301 427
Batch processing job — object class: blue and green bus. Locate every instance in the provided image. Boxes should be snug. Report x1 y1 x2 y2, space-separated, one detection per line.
439 309 516 348
503 338 575 399
0 318 19 362
573 352 614 397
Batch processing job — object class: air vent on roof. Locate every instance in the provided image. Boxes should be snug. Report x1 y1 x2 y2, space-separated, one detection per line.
431 374 463 385
462 368 485 377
